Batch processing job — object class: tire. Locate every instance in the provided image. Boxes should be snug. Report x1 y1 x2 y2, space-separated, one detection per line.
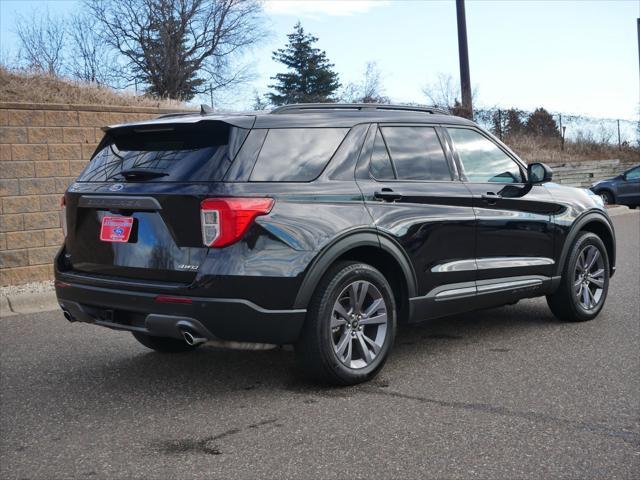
598 190 614 205
131 331 199 353
296 261 397 385
546 232 610 322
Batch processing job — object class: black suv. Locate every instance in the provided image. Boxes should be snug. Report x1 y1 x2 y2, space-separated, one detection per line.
55 103 616 385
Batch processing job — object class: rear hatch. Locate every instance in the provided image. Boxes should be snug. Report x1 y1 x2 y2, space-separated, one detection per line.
62 118 252 284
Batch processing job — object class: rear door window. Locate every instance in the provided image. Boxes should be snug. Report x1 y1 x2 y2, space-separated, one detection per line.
379 126 452 181
250 128 348 182
77 122 248 182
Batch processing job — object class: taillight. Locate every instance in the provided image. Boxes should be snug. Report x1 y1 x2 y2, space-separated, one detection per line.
60 196 67 237
200 197 274 247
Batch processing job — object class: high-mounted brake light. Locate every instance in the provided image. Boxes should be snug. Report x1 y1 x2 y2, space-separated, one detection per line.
200 198 274 247
60 195 67 237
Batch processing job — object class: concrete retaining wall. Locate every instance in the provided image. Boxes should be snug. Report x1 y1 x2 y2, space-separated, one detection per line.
0 102 192 286
547 159 636 188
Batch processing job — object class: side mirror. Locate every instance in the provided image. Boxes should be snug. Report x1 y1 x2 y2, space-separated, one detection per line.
528 162 553 184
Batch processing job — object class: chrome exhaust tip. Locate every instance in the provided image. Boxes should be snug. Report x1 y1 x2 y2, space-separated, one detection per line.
182 330 207 346
62 310 75 322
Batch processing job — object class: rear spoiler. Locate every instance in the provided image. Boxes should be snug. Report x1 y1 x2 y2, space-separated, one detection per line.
102 114 256 133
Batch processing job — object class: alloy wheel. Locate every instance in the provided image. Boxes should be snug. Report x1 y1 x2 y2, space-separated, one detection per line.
574 245 606 310
330 280 388 369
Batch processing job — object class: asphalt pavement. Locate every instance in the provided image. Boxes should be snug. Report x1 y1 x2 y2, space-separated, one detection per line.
1 213 639 479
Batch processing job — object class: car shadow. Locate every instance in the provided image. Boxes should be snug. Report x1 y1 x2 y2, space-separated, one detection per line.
57 298 560 405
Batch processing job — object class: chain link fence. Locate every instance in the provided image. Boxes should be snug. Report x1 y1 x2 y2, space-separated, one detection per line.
473 108 639 149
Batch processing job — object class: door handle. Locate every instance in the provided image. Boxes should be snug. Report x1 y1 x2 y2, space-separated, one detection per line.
374 188 403 202
481 192 501 204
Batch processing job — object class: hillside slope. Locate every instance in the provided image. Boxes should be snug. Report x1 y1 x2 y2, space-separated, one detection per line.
0 68 184 108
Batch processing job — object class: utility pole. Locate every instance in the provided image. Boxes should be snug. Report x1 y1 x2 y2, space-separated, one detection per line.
456 0 473 119
617 119 621 150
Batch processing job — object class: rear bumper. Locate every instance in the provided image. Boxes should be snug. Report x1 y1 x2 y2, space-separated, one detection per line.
55 281 306 344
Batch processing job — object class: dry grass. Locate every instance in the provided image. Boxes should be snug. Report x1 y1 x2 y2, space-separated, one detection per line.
0 67 185 108
504 134 639 164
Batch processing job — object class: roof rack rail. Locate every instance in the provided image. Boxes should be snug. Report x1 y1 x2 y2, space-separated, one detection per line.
270 103 450 116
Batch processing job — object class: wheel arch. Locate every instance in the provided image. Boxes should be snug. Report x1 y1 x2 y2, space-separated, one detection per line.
293 230 417 323
594 187 616 203
555 211 616 278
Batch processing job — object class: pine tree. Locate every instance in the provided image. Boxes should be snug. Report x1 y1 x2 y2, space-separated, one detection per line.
525 108 560 138
504 109 525 137
268 22 341 105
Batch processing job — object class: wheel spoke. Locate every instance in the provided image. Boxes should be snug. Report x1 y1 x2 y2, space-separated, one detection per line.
588 276 604 288
585 247 600 271
586 286 596 308
331 316 347 328
349 282 368 314
344 337 353 364
356 332 372 364
360 313 387 325
335 331 351 357
333 302 350 321
581 283 590 307
364 297 384 317
350 281 368 314
360 332 382 355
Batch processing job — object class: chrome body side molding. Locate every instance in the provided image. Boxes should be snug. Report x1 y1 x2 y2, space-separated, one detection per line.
431 257 555 273
425 276 548 302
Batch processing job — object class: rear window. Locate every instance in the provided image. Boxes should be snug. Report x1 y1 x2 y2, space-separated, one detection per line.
77 122 248 182
250 128 348 182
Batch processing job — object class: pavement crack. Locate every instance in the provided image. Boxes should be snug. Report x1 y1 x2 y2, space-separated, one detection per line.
155 418 279 456
364 387 640 446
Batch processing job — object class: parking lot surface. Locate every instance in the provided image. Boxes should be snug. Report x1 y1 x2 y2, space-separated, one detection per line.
1 214 638 479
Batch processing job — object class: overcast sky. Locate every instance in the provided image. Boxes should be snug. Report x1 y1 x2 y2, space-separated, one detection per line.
1 0 638 120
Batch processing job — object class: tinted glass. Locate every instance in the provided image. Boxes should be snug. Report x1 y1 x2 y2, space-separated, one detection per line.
626 166 640 180
448 128 523 183
250 128 348 182
77 122 247 182
369 129 395 179
380 126 451 181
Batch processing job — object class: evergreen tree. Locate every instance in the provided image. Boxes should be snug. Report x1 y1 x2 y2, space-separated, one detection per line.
525 107 560 137
268 22 341 105
504 108 525 137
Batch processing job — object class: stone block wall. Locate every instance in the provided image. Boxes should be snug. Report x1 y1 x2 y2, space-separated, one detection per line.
0 103 192 286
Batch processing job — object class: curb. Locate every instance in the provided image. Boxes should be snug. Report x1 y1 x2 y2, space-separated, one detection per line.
1 290 58 317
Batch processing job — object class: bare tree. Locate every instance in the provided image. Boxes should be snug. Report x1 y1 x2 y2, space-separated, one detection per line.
341 61 389 103
251 89 270 110
67 13 121 85
85 0 265 100
422 73 477 113
15 8 66 76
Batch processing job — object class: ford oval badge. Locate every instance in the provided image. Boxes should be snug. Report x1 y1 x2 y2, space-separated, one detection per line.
109 183 124 192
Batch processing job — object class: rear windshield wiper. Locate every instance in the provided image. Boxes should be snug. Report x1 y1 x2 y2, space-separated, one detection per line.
114 168 170 181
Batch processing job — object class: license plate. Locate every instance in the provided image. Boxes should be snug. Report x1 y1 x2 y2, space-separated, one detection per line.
100 216 134 243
